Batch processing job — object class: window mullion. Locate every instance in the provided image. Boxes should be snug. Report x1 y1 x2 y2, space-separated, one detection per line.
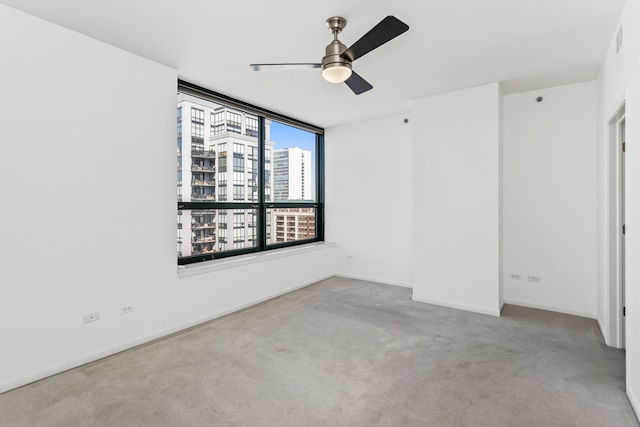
258 116 266 250
316 133 325 241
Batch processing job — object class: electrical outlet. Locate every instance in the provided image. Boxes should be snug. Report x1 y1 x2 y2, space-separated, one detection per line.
510 273 521 280
528 276 541 283
120 305 134 315
83 312 100 323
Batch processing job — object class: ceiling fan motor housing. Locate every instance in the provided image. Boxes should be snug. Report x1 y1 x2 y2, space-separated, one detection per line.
322 39 352 71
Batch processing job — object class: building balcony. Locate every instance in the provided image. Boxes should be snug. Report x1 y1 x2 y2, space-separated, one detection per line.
191 194 216 201
191 149 216 158
191 165 215 172
192 222 216 230
191 180 216 187
192 236 216 243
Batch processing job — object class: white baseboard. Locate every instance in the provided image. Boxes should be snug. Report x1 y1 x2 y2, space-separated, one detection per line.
411 295 501 317
335 273 411 288
503 298 596 319
629 386 640 424
0 274 334 395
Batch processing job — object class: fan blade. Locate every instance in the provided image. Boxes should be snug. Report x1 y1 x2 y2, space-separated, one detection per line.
344 71 373 95
250 63 321 71
341 16 409 62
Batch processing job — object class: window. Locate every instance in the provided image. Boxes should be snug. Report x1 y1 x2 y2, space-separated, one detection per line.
227 111 241 134
234 211 245 228
191 108 205 150
233 172 244 185
192 108 204 124
233 157 244 172
233 185 245 201
218 186 227 201
177 82 324 265
211 111 224 136
246 117 258 138
233 143 245 156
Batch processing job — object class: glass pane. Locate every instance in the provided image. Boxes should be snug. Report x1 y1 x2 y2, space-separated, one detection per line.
266 207 316 245
266 121 316 202
177 93 260 203
177 209 258 260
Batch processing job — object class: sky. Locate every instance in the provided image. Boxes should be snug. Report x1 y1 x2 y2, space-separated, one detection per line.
270 121 316 151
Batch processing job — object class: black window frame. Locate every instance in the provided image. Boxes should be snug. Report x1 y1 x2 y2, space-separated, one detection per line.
177 80 325 266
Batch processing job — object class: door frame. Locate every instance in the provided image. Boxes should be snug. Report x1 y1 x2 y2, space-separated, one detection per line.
607 101 626 349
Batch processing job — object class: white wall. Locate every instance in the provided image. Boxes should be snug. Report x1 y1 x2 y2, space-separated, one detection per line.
0 4 336 393
325 114 413 287
502 82 598 318
597 0 640 416
412 83 502 316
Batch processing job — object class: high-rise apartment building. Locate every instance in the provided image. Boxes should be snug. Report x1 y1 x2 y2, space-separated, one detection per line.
177 94 274 258
273 147 311 201
270 208 316 244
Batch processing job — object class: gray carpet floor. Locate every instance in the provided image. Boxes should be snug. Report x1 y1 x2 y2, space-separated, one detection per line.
1 277 638 426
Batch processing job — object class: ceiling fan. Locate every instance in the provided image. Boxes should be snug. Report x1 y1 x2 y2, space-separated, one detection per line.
250 16 409 95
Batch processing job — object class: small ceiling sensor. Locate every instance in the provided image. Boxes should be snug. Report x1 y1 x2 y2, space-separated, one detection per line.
536 96 544 102
404 118 409 123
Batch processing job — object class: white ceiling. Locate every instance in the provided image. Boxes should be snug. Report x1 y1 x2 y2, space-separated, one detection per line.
1 0 626 128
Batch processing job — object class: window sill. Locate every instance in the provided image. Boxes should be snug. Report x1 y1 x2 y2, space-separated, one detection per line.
177 241 335 278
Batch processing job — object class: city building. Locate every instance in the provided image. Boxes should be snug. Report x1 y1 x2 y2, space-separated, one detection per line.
271 208 316 244
273 147 311 201
177 94 274 258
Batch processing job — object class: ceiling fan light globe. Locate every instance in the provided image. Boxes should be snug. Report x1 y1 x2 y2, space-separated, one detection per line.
322 65 352 83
